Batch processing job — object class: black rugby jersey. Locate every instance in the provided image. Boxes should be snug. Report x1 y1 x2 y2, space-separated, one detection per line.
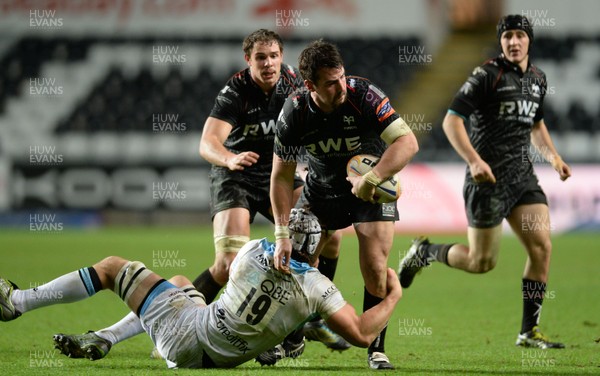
449 55 548 184
275 76 400 199
209 64 303 179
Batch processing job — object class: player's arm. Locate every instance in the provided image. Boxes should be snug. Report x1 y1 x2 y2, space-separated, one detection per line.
349 120 418 202
530 119 571 181
373 119 419 179
325 268 402 347
442 112 496 184
199 116 259 171
270 154 296 274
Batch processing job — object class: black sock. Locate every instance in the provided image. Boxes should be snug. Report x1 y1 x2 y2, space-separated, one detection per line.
424 243 454 265
318 255 338 281
363 287 386 353
521 278 545 333
192 269 223 304
284 327 304 345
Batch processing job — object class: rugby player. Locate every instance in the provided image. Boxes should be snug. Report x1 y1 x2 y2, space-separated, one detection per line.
0 209 401 369
197 29 346 351
399 15 571 349
270 40 419 369
49 30 348 357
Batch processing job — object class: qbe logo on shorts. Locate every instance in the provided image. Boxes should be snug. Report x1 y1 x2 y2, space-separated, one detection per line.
381 203 396 217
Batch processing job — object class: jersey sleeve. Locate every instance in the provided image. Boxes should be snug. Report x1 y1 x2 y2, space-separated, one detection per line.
305 271 346 320
274 94 301 162
209 80 244 127
533 71 546 123
449 65 494 119
361 81 400 131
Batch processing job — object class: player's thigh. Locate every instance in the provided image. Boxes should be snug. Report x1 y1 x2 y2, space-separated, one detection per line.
506 203 552 255
467 224 503 262
212 207 251 237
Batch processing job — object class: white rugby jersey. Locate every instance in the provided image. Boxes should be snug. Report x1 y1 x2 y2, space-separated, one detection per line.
196 238 346 367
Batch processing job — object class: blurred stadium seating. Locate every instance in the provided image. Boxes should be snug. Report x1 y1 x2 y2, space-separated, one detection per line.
0 0 598 232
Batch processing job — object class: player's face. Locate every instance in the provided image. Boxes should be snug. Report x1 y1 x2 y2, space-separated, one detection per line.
246 41 282 92
501 29 529 65
307 67 347 113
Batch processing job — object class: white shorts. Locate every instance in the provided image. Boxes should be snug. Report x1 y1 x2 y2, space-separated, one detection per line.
138 281 211 368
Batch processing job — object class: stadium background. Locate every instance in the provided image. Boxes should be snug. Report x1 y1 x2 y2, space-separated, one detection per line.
0 1 599 374
0 0 598 233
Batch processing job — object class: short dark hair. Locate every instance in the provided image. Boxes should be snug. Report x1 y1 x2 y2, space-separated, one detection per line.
242 29 283 57
298 39 344 83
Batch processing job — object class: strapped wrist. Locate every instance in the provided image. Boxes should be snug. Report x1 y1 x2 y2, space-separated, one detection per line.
362 170 383 186
274 225 290 240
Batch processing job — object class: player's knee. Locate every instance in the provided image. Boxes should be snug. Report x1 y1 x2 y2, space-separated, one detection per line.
528 240 552 264
113 261 153 303
472 256 497 273
94 256 129 287
168 275 192 288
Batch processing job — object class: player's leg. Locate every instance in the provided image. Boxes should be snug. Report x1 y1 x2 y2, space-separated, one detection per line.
53 274 205 361
0 256 151 359
400 180 505 287
507 203 564 349
2 256 126 321
193 207 250 303
399 225 502 288
354 220 395 370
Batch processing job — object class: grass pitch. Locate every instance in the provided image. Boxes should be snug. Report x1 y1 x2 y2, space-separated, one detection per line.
0 227 598 375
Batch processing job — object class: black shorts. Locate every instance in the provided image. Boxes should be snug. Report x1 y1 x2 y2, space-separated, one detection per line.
298 190 399 231
464 174 548 228
209 167 304 223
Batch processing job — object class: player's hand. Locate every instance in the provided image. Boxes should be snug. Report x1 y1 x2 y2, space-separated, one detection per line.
385 268 402 302
274 237 292 274
469 159 496 184
226 151 259 171
551 156 571 181
347 175 377 203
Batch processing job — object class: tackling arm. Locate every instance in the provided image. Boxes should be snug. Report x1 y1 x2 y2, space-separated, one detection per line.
531 120 571 181
325 268 402 347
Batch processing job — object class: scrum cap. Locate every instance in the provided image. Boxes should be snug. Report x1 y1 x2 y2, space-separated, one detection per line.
497 14 534 45
288 208 321 259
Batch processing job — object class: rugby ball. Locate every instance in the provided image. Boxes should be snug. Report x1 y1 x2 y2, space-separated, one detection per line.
346 154 401 203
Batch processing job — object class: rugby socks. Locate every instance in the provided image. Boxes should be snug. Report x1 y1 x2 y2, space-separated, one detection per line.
11 267 102 313
317 255 339 281
521 278 546 333
424 243 454 266
96 312 143 345
363 287 387 354
192 269 222 304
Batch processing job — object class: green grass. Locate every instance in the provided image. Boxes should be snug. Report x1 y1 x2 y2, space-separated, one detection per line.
0 227 599 375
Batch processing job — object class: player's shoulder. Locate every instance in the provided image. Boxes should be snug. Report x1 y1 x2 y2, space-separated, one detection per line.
283 87 310 112
470 57 502 78
222 68 251 92
346 75 375 93
280 64 302 82
528 63 547 80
